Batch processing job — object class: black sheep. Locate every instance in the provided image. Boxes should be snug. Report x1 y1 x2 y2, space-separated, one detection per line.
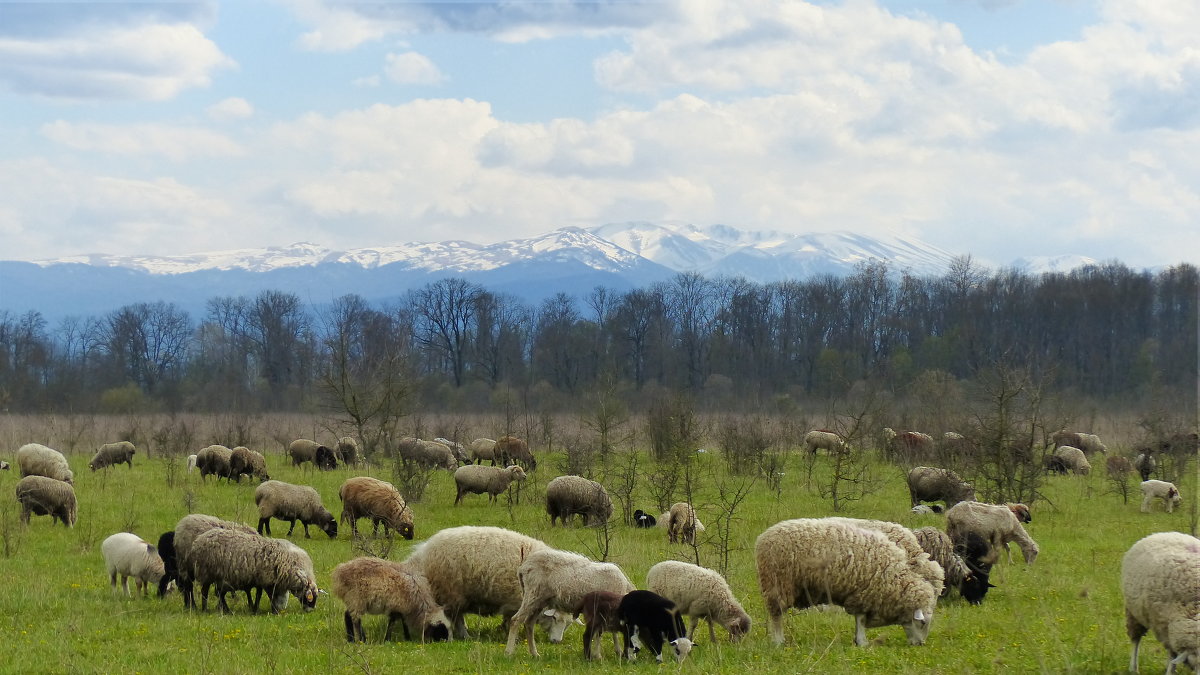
617 590 692 663
633 509 657 528
955 531 996 605
314 445 338 471
156 531 177 599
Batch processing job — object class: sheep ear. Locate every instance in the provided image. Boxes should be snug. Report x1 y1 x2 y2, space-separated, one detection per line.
913 609 925 622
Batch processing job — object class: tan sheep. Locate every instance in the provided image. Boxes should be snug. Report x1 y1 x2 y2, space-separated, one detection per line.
545 475 612 526
254 480 337 538
339 476 413 539
332 557 451 643
667 502 700 545
15 475 77 527
946 501 1038 565
646 560 751 642
230 446 270 483
453 464 526 505
16 443 74 484
90 441 136 471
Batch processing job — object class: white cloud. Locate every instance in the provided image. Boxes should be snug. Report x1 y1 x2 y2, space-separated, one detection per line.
384 52 446 85
41 121 243 161
207 97 254 122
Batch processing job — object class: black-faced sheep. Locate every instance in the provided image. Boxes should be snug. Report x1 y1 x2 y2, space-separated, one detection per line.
907 466 976 509
254 480 337 538
15 475 77 527
1121 531 1200 674
803 429 845 455
195 445 233 481
339 476 413 539
545 475 612 527
101 532 166 597
667 501 700 544
229 446 270 483
453 464 526 505
1134 451 1157 481
496 435 536 470
633 509 657 528
946 501 1038 565
756 518 941 647
468 438 500 465
16 443 74 484
580 590 625 660
189 527 318 614
90 441 136 471
912 526 992 605
1140 480 1183 513
331 557 451 643
618 590 692 663
173 514 259 610
646 560 751 642
288 438 337 470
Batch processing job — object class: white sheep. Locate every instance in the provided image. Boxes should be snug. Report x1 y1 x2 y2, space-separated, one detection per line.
667 502 701 544
822 517 946 595
186 454 198 473
545 475 613 526
646 560 751 642
1140 480 1183 513
453 464 526 504
15 475 77 527
468 438 499 465
16 443 74 484
332 556 452 643
173 514 259 609
188 527 318 614
1052 445 1091 475
756 518 941 647
1121 531 1200 674
90 441 136 471
101 532 166 597
945 501 1039 565
254 480 338 538
803 429 845 454
504 548 635 657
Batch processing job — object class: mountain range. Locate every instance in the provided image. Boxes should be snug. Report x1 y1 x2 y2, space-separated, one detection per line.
1 222 1097 321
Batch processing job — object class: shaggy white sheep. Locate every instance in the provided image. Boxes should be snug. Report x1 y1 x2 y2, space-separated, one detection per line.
646 560 751 642
453 464 526 504
1052 445 1091 475
188 527 318 614
1140 480 1183 513
1121 531 1200 674
15 475 77 527
945 501 1039 565
101 532 166 597
254 480 338 538
434 437 470 464
803 429 845 454
16 443 74 484
332 556 451 643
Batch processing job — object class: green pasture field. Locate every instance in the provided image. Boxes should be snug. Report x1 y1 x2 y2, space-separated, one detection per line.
0 417 1195 674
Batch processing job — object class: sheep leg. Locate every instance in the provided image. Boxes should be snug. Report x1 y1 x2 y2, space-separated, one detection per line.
109 571 118 594
853 615 868 647
200 583 211 611
122 574 132 597
1126 610 1146 673
504 601 544 657
707 617 718 643
765 601 785 645
20 505 30 525
343 611 358 642
286 519 297 536
249 588 261 613
301 521 311 538
583 621 598 660
257 517 271 535
401 617 412 642
455 488 464 506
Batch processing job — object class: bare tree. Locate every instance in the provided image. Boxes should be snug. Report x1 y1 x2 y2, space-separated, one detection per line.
412 278 482 387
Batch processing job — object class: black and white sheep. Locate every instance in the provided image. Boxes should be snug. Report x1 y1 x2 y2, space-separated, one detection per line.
667 501 701 544
617 590 693 663
254 480 338 538
89 441 136 471
173 514 259 609
453 464 526 505
339 476 413 539
101 532 166 597
331 556 451 643
646 560 751 641
287 438 337 470
468 438 500 465
945 501 1039 565
1121 531 1200 674
803 429 845 454
912 526 992 604
229 446 270 483
1134 451 1157 481
188 527 319 614
16 443 74 484
633 509 657 528
15 474 77 527
1140 480 1183 513
195 445 233 481
755 518 942 647
907 466 976 509
496 435 536 470
0 460 8 470
545 475 613 527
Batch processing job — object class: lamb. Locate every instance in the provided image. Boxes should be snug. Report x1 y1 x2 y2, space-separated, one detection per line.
186 454 197 473
15 475 77 527
287 438 337 470
397 437 458 470
188 527 319 614
618 590 693 663
504 548 635 657
1052 445 1091 475
195 445 233 481
496 435 536 470
335 437 359 465
453 464 526 505
1140 480 1183 513
402 525 577 641
1134 451 1157 481
580 590 625 660
331 556 451 643
339 476 413 539
89 441 136 471
646 560 751 642
254 480 338 538
907 466 976 509
667 501 701 544
16 443 74 484
946 501 1039 565
229 446 270 483
434 437 470 464
1121 531 1200 674
101 532 166 597
803 429 845 455
911 526 992 605
756 518 941 647
173 514 258 609
545 475 613 526
633 509 657 528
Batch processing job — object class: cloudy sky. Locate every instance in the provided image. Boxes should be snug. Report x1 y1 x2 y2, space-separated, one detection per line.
1 0 1197 269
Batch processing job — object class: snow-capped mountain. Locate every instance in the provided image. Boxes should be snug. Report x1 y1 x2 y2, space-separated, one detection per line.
1010 254 1101 275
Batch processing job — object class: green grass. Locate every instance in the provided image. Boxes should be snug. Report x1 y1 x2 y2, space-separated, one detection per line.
0 440 1195 674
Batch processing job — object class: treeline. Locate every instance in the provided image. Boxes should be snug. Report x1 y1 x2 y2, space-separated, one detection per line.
0 258 1195 414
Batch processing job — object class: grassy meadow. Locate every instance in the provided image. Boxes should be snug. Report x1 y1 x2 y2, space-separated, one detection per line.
0 413 1196 674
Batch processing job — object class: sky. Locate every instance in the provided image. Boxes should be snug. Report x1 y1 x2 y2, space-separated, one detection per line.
1 0 1198 270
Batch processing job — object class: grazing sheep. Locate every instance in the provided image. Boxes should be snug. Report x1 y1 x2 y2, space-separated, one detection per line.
1134 451 1157 481
580 590 625 660
756 518 941 647
545 475 613 527
434 437 470 464
339 476 413 539
0 460 8 470
1107 455 1133 479
173 514 258 610
15 475 76 527
453 464 526 505
946 501 1039 565
1053 430 1107 455
821 517 946 596
667 502 701 544
1121 531 1200 674
912 527 991 605
195 445 233 482
101 532 166 597
189 527 319 614
1052 445 1091 475
618 590 693 663
156 531 177 598
16 443 74 484
939 432 975 457
504 548 635 657
254 480 337 538
633 509 658 528
332 557 452 643
335 437 359 465
907 466 976 509
397 437 459 470
889 431 936 460
803 429 845 455
910 504 944 515
657 510 706 535
496 435 536 470
468 438 500 465
403 525 576 641
1140 480 1183 513
89 441 136 471
229 447 270 483
186 454 197 473
646 560 751 642
288 439 337 470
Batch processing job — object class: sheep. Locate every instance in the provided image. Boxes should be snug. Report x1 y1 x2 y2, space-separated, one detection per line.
173 514 258 610
453 464 526 505
545 475 613 527
335 437 359 465
101 532 166 597
821 517 946 595
1053 430 1108 455
0 460 8 470
580 590 625 660
496 435 536 470
912 526 992 605
667 501 701 544
156 531 177 598
803 429 845 455
339 476 413 539
89 441 136 471
254 480 338 538
402 525 577 641
618 590 693 663
907 466 976 509
195 445 233 481
16 443 74 484
434 437 470 464
331 556 451 643
657 510 706 535
1140 480 1183 513
910 504 944 515
15 475 77 527
1107 455 1133 479
469 438 500 465
288 438 337 470
397 437 459 470
504 548 635 657
1134 451 1157 481
939 431 975 458
633 509 657 528
188 527 319 614
1052 445 1091 475
186 454 198 473
1121 531 1200 674
946 501 1039 565
756 518 941 647
646 560 751 642
889 431 936 460
229 446 270 483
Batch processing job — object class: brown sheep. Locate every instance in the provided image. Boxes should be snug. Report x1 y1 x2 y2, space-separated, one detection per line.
339 476 414 539
229 446 270 483
580 590 624 660
496 435 536 470
907 466 976 509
